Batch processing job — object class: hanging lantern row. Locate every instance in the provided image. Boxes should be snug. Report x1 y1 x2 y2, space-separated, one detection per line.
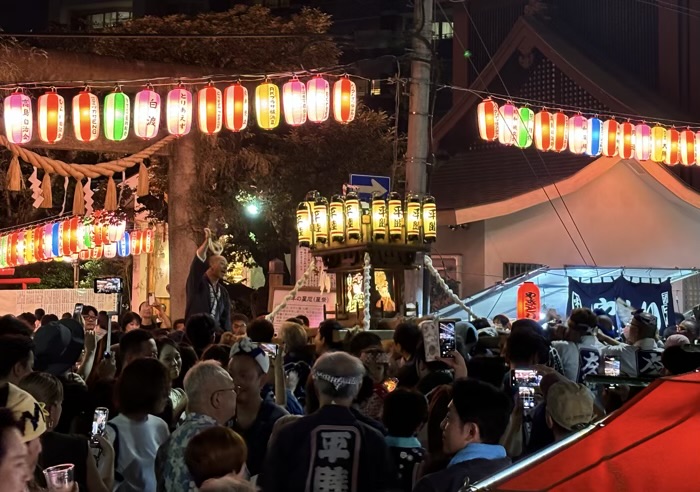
296 190 437 249
0 213 156 268
477 99 700 165
2 76 358 145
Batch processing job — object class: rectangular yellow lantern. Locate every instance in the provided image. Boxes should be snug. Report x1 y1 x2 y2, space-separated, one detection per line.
388 192 404 240
329 195 345 243
371 196 388 240
296 202 312 247
406 195 422 242
422 195 437 242
313 196 329 246
344 192 361 241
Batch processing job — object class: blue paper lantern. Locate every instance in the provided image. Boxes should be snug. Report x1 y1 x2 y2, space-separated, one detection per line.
51 222 61 258
586 117 603 157
117 231 131 257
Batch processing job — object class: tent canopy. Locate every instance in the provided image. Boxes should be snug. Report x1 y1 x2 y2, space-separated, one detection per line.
470 371 700 491
438 266 699 321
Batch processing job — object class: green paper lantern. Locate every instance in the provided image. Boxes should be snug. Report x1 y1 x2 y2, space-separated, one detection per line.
104 91 131 141
515 107 534 149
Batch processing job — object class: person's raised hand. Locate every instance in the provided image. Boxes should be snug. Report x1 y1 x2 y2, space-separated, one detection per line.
84 330 97 354
440 350 468 379
95 354 117 381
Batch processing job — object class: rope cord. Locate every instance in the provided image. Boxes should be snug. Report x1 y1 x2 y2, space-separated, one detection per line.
424 255 477 320
362 252 372 331
266 259 316 322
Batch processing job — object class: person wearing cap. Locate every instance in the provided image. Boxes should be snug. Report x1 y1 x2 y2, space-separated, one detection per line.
260 352 396 492
599 310 665 377
545 380 595 441
227 338 288 480
552 308 604 383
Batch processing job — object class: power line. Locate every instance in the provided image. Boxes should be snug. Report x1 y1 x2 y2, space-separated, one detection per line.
627 0 700 19
0 32 346 40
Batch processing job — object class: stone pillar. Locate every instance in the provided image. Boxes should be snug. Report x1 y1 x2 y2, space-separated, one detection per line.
267 259 286 313
168 135 197 320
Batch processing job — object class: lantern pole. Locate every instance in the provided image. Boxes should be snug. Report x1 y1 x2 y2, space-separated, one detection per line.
72 259 80 289
404 0 434 316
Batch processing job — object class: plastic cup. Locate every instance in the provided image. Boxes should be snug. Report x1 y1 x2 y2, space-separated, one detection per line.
43 463 75 491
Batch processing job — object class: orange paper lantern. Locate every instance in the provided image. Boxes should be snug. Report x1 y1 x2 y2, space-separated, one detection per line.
224 82 248 132
143 229 155 254
617 122 635 159
534 110 553 151
601 119 619 157
679 129 696 166
198 84 223 135
332 76 356 124
72 90 100 142
551 112 568 152
131 230 143 255
664 128 680 165
477 99 499 141
517 282 541 320
38 90 65 144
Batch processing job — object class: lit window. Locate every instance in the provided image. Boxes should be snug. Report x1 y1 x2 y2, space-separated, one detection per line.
87 10 132 29
432 21 454 40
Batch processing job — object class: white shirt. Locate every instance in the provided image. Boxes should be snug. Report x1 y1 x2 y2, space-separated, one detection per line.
552 335 604 383
601 338 664 377
106 414 170 492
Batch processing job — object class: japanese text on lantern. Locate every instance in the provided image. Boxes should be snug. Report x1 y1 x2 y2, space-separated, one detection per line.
524 292 537 319
267 85 277 120
21 98 31 142
179 92 189 132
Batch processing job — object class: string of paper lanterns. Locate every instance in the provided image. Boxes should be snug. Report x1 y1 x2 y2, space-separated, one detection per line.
0 212 157 268
477 98 700 165
2 76 358 145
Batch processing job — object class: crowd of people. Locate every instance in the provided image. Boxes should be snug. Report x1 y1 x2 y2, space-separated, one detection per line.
1 231 699 491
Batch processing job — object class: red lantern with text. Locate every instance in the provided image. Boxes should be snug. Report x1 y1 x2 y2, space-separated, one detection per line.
73 90 100 142
517 282 541 320
477 99 499 141
143 229 155 254
198 84 223 135
223 83 248 132
650 126 666 162
567 114 587 154
79 250 90 261
664 128 680 165
131 230 143 256
38 90 65 144
551 112 568 152
679 129 696 166
617 122 635 159
534 110 553 151
601 119 619 157
332 76 356 124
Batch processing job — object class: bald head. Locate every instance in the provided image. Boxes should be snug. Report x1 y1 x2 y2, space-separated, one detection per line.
207 255 228 281
313 352 365 402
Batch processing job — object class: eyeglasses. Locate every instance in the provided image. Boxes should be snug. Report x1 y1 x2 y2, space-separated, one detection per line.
83 315 97 321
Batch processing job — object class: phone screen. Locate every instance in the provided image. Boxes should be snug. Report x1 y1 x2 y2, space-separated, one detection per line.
94 277 123 294
438 321 456 358
518 386 536 409
73 303 84 320
604 356 620 377
148 293 156 306
91 407 109 439
511 369 542 388
261 343 278 358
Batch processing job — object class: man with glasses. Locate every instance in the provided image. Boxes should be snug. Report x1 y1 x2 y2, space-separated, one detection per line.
156 361 238 492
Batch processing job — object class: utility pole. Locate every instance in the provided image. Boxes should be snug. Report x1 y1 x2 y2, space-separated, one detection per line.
405 0 434 316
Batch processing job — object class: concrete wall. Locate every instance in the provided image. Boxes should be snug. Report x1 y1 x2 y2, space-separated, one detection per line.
432 220 487 297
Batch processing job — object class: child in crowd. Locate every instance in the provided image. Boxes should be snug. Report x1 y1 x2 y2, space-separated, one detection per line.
382 388 429 492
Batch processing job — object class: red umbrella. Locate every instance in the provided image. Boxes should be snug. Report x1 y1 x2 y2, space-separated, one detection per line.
471 371 700 491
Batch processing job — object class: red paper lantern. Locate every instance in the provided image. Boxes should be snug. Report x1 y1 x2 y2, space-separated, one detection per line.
61 219 72 257
332 76 356 124
143 229 155 254
477 99 499 141
601 119 619 157
131 230 143 255
679 129 696 166
567 114 587 154
617 122 635 159
224 82 248 132
8 232 18 267
664 128 680 165
91 246 103 260
534 110 553 151
78 250 91 261
497 103 517 146
33 226 44 262
72 90 100 142
634 124 652 161
517 282 541 320
38 90 65 144
198 84 223 135
23 229 34 265
69 217 80 254
650 126 666 163
551 112 568 152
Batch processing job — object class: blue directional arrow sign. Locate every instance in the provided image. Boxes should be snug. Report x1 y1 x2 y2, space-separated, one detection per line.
349 174 391 202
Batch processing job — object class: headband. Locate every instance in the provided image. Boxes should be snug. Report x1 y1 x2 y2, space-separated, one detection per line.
230 337 270 373
312 370 363 390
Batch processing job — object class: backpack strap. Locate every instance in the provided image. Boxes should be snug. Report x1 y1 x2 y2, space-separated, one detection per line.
106 422 124 483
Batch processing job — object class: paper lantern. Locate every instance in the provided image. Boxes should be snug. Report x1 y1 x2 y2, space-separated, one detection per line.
3 91 32 144
696 131 700 164
104 243 117 259
131 230 143 255
166 87 193 136
650 126 666 162
344 192 362 241
224 83 248 132
72 90 100 142
534 110 553 151
586 117 602 157
51 222 61 258
296 202 312 247
313 196 329 245
601 119 619 157
142 229 154 254
68 217 80 254
133 88 161 140
82 219 92 250
665 128 680 165
43 223 53 259
567 114 587 154
282 77 307 126
37 90 65 144
306 76 330 123
198 85 223 135
15 231 26 266
108 220 126 243
371 196 388 240
422 195 437 243
91 246 103 260
33 226 44 262
255 81 281 130
514 107 534 149
551 112 569 152
477 99 499 141
680 129 696 166
0 236 7 268
61 219 72 257
78 250 90 261
103 91 130 141
497 103 517 146
388 192 404 239
617 122 635 159
634 124 652 161
329 195 345 243
117 231 131 257
332 76 356 124
405 195 422 242
11 232 21 266
517 282 540 320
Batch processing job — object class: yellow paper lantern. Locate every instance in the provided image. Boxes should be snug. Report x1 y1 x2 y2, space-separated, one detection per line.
422 195 437 242
371 195 388 240
313 195 329 245
255 80 281 130
344 192 361 241
296 202 312 247
329 195 345 243
650 126 666 163
406 195 422 242
388 192 404 240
